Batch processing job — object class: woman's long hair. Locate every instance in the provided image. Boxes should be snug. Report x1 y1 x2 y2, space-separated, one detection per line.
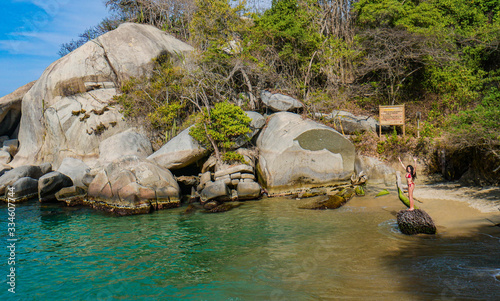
407 165 417 179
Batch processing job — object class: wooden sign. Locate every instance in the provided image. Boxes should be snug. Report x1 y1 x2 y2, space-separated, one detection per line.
379 105 405 137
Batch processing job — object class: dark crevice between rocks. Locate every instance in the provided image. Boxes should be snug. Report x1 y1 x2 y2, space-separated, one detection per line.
0 108 21 139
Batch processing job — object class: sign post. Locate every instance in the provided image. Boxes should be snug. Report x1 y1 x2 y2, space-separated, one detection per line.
379 104 405 139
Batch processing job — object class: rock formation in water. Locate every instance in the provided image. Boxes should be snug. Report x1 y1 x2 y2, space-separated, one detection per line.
257 112 355 194
397 209 437 235
0 22 397 215
87 155 181 215
298 188 356 210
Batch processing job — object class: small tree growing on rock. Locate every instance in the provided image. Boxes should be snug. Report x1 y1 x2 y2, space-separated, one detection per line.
189 101 251 164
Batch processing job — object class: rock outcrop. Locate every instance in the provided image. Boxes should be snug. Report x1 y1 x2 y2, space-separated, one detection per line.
12 23 194 168
87 156 181 215
260 90 304 112
257 112 355 194
99 129 153 164
147 126 207 170
397 209 437 235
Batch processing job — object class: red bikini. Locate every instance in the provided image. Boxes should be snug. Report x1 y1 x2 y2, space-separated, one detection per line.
406 173 415 187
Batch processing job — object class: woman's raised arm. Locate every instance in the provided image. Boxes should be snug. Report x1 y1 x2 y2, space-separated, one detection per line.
398 157 406 170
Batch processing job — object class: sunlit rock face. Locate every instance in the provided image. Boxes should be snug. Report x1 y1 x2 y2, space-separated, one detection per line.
11 23 193 168
257 112 355 194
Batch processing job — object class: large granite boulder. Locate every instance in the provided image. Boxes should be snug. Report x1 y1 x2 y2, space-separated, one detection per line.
11 23 194 168
147 126 207 170
0 81 35 139
57 157 91 187
257 112 355 194
397 209 436 235
87 156 181 215
260 90 304 112
38 171 73 202
99 129 153 164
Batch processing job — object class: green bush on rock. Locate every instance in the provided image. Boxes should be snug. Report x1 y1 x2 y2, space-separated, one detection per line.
189 101 252 163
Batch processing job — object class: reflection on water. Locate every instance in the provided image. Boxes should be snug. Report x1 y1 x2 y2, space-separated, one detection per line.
0 191 499 300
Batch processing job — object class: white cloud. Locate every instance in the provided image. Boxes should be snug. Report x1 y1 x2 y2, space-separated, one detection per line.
0 0 110 95
2 0 108 55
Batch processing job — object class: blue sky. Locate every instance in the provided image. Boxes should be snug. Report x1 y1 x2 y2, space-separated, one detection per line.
0 0 110 97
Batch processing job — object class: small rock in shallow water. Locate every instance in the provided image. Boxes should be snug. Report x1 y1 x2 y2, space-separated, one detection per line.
207 202 242 213
397 209 436 235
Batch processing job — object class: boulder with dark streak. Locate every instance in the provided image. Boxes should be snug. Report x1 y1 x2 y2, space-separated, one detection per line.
38 171 74 202
397 209 436 235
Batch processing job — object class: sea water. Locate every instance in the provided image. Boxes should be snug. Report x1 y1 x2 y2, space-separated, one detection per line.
1 187 499 300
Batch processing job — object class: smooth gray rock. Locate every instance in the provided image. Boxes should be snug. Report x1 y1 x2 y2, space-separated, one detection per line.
147 126 207 170
257 112 355 194
87 155 180 215
12 23 194 168
0 165 44 196
200 180 230 202
57 157 91 187
236 181 261 200
7 177 39 202
246 111 266 129
99 129 153 164
260 90 304 112
38 171 74 202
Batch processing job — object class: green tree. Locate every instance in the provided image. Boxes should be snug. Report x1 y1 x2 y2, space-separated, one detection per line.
189 101 251 163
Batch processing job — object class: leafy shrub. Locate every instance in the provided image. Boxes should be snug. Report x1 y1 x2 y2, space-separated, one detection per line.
190 101 251 161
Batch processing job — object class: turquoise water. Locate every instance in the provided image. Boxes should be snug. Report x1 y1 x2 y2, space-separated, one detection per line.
1 195 499 300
